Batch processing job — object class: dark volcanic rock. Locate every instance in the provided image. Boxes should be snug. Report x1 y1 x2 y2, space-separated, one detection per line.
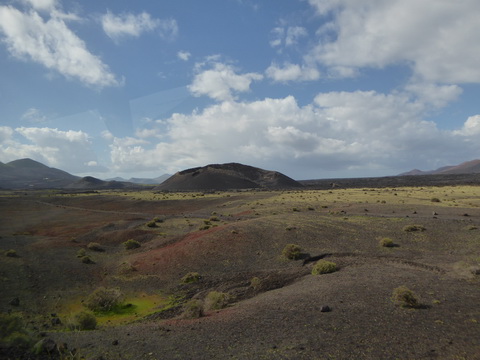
155 163 303 191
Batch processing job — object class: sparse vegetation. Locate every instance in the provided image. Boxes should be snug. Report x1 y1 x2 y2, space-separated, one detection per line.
0 313 33 348
181 272 201 284
312 260 337 275
87 242 104 252
85 287 124 313
379 237 395 247
146 220 157 228
204 291 230 311
5 249 18 257
123 239 141 250
282 243 301 260
76 248 86 258
403 224 426 232
71 311 97 330
81 255 94 264
181 300 204 318
391 286 419 308
250 276 261 290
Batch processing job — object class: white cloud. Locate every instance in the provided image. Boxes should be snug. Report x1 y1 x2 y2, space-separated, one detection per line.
101 11 177 41
0 127 104 173
270 26 307 48
307 0 480 83
21 108 47 123
107 87 480 178
177 50 191 61
188 61 263 101
0 5 120 88
454 115 480 136
22 0 57 12
266 62 320 82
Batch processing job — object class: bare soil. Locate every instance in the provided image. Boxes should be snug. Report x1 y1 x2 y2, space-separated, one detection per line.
1 186 479 359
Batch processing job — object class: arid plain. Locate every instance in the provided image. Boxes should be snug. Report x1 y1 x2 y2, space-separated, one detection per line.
1 185 480 359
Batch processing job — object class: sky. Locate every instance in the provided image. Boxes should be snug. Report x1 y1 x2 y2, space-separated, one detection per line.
1 0 480 180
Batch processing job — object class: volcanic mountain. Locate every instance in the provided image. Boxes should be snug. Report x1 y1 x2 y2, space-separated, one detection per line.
0 158 79 189
155 163 303 191
400 159 480 176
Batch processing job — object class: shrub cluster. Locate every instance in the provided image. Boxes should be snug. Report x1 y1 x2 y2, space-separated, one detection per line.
87 242 104 252
379 237 395 247
204 291 229 311
123 239 141 250
282 244 301 260
181 272 201 284
391 286 419 308
311 260 337 275
85 287 124 313
403 225 426 232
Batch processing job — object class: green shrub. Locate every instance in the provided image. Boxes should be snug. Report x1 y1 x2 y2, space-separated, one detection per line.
87 242 104 252
5 249 18 257
81 255 94 264
403 224 426 232
76 248 86 258
0 313 32 348
379 237 395 247
204 291 230 311
391 286 419 308
282 244 301 260
181 272 201 284
72 311 97 330
123 239 141 250
85 287 124 313
146 220 157 228
181 300 204 319
312 260 337 275
250 277 261 290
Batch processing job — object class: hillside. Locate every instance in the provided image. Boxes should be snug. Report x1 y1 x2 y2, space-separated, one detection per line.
155 163 303 191
0 158 79 189
400 159 480 176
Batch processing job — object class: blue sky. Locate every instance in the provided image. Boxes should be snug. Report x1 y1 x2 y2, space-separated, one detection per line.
1 0 480 180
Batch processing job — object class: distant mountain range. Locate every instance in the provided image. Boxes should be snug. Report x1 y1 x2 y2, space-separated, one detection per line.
106 174 171 185
399 159 480 176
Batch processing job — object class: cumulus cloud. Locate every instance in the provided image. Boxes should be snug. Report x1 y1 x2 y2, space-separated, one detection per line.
177 50 191 61
266 62 320 82
0 5 120 88
101 11 177 42
107 86 480 178
307 0 480 83
188 61 263 101
0 127 104 173
22 0 57 12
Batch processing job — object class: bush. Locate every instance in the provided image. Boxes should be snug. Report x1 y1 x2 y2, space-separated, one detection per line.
204 291 229 311
81 255 94 264
431 197 441 203
87 242 104 252
392 286 419 308
5 249 18 257
85 287 124 313
76 248 86 258
250 277 261 290
181 272 201 284
312 260 337 275
403 225 426 232
0 313 32 348
146 220 157 228
282 244 301 260
123 239 141 250
181 300 204 319
72 311 97 330
379 237 395 247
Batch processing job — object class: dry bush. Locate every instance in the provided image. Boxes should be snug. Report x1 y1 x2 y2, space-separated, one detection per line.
282 243 301 260
250 277 261 290
391 286 419 308
379 237 395 247
81 256 94 264
312 260 337 275
85 287 124 313
87 242 104 252
181 272 201 284
181 300 204 319
204 291 230 311
403 224 426 232
71 312 97 331
123 239 141 250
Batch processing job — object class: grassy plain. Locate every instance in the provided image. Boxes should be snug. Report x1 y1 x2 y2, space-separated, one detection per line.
0 185 479 359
